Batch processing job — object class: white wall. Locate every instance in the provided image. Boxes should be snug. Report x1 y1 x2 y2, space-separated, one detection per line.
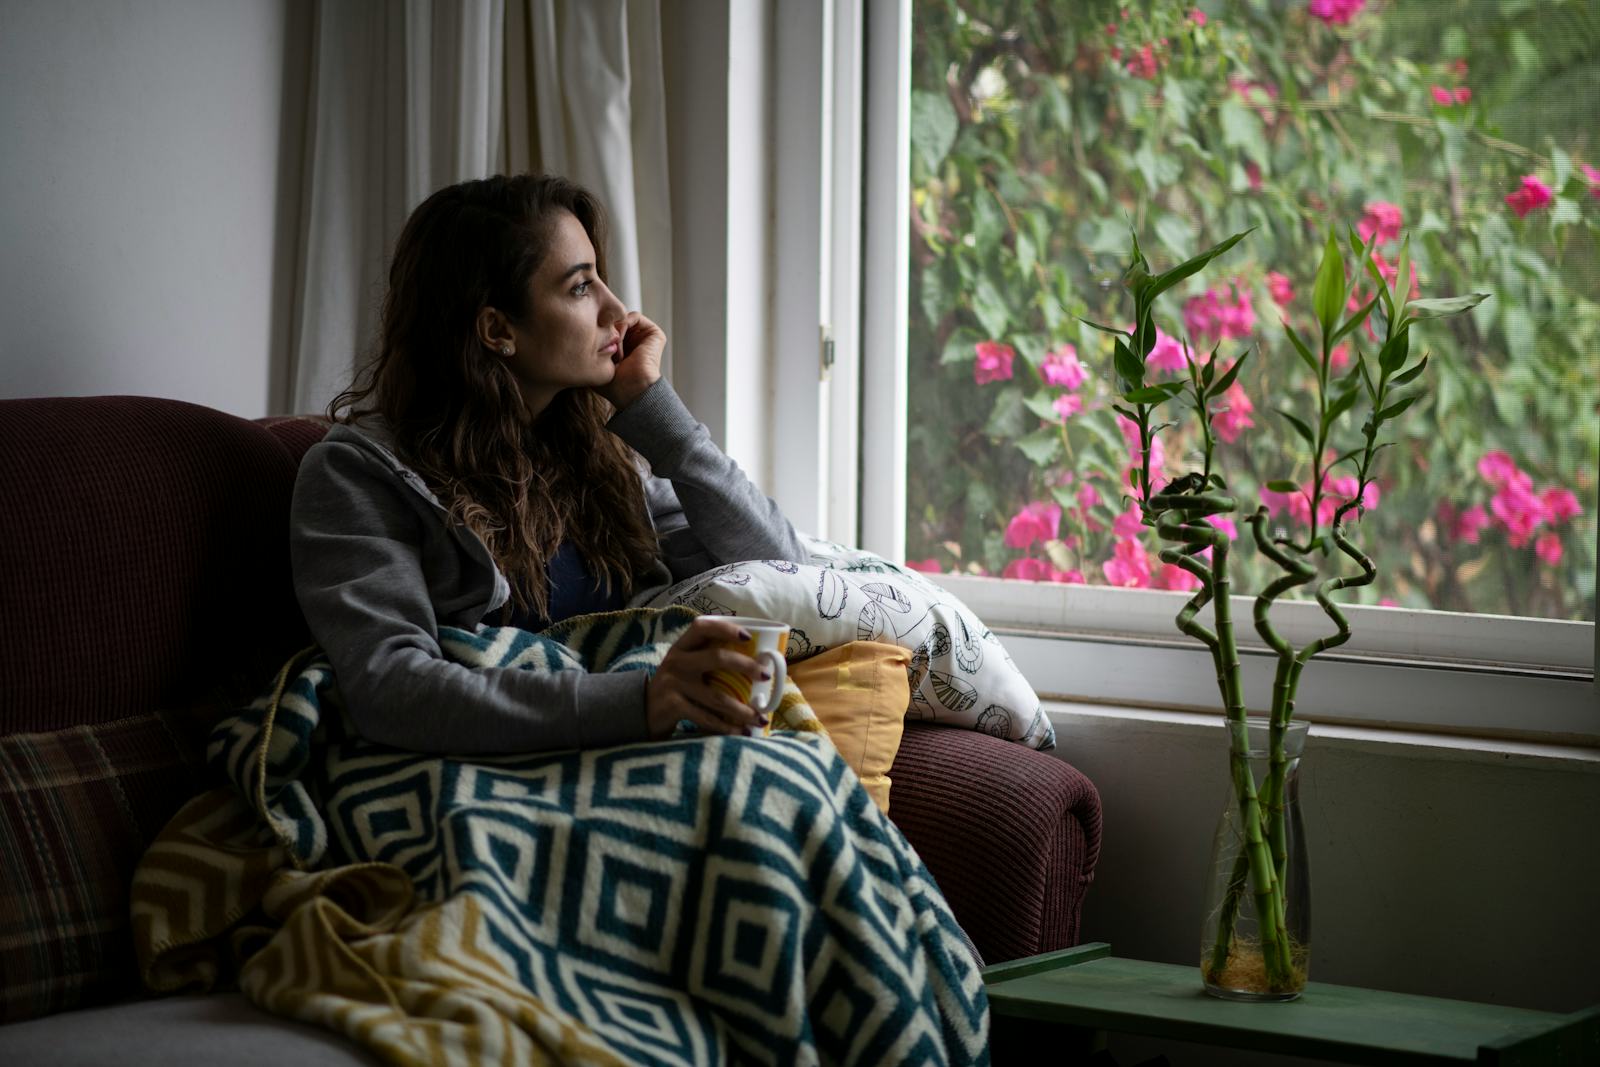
0 0 308 418
1045 703 1600 1065
661 0 776 493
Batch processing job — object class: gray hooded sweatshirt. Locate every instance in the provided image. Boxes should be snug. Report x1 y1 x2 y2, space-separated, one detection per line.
289 378 806 756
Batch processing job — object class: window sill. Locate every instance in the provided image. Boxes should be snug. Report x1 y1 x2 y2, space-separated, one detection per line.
1040 699 1600 770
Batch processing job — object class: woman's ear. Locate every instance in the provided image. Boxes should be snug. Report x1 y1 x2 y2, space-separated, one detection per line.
476 306 517 357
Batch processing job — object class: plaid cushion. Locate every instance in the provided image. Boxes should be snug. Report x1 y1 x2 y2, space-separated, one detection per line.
0 714 202 1023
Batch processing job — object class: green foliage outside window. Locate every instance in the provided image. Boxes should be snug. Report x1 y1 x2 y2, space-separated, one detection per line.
906 0 1598 620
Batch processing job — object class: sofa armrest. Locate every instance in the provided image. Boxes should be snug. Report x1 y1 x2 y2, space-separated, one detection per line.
888 723 1102 965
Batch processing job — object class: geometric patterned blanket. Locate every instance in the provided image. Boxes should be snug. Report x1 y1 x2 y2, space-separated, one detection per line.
130 606 990 1065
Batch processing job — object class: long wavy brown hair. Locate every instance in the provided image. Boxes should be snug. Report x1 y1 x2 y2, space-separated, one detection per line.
328 174 659 619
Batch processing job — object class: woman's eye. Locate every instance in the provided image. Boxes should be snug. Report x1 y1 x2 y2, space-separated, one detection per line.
572 280 592 297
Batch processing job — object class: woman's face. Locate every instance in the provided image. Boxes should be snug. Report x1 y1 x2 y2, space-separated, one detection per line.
504 210 627 414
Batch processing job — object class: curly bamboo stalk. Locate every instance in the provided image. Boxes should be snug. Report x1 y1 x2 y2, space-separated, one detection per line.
1156 492 1293 985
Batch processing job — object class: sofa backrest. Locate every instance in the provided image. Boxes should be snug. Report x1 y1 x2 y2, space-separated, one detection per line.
0 396 329 1022
0 397 328 734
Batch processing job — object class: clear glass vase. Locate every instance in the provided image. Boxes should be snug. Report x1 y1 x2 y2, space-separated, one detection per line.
1199 718 1310 1002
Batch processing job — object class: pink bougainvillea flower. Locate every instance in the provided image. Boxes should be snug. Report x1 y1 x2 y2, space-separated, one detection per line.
1158 562 1203 592
1076 482 1102 512
1003 500 1063 550
1535 532 1563 567
1147 328 1189 373
1505 175 1553 218
1438 501 1491 544
1308 0 1365 26
1259 486 1292 518
1477 450 1519 486
1378 598 1399 607
1490 470 1546 548
1050 567 1086 585
1266 271 1294 306
1102 538 1153 588
1244 161 1263 191
1205 515 1239 541
1357 201 1404 245
974 340 1015 384
1454 503 1490 543
1328 475 1380 514
1112 504 1145 540
1329 343 1352 373
1189 8 1207 26
1183 284 1255 344
1429 85 1454 106
1453 87 1472 105
1542 486 1581 524
1053 393 1084 421
905 558 942 574
1040 343 1087 389
1212 381 1256 445
1126 43 1160 80
1451 58 1469 78
1582 164 1600 199
1002 556 1053 582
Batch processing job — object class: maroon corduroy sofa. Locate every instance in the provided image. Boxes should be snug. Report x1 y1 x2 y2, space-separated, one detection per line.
0 395 1102 1060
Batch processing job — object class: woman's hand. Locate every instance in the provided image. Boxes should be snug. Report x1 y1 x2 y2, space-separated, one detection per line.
645 617 770 739
597 311 664 411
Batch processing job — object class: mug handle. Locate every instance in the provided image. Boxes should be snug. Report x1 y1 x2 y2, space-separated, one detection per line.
756 650 787 715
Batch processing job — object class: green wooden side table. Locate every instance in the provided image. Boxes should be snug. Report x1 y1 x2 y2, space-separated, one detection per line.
981 943 1600 1065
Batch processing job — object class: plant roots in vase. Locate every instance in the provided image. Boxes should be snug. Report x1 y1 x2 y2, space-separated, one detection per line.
1199 718 1311 1002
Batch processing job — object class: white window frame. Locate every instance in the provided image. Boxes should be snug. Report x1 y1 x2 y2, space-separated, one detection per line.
846 0 1598 744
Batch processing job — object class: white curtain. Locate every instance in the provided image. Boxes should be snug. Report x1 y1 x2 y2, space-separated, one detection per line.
286 0 670 414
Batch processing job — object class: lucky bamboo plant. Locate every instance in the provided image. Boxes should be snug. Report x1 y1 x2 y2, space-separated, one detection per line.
1093 226 1487 995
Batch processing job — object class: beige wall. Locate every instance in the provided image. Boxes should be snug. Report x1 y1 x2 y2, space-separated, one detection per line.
0 0 310 417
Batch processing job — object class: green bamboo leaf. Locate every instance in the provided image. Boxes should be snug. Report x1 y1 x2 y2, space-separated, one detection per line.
1356 350 1377 400
1402 294 1490 322
1124 383 1183 404
1078 316 1129 338
1282 321 1320 377
1265 479 1300 493
1376 394 1420 422
1276 408 1315 446
1361 249 1392 315
1378 328 1410 375
1114 338 1144 386
1311 229 1345 338
1210 349 1249 394
1330 293 1381 347
1110 403 1140 423
1391 355 1430 386
1147 229 1253 302
1325 382 1361 425
1209 473 1229 490
1393 236 1413 316
1332 447 1364 469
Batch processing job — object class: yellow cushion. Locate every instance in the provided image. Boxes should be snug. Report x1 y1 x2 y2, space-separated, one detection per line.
789 642 911 814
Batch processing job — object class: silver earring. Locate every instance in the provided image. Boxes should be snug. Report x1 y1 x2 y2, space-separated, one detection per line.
500 344 513 356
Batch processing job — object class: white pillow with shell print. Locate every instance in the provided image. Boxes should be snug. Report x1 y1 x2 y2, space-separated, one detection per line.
645 536 1056 750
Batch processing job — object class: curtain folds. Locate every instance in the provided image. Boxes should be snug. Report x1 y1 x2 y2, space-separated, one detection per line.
286 0 669 414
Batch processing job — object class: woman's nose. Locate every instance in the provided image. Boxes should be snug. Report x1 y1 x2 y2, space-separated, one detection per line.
598 281 626 324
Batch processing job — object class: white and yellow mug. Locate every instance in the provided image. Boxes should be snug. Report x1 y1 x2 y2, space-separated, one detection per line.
700 615 790 715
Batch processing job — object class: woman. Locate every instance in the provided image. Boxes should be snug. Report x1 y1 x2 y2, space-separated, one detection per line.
290 173 809 755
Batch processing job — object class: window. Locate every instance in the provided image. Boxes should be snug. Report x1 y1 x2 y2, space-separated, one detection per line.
856 0 1597 739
